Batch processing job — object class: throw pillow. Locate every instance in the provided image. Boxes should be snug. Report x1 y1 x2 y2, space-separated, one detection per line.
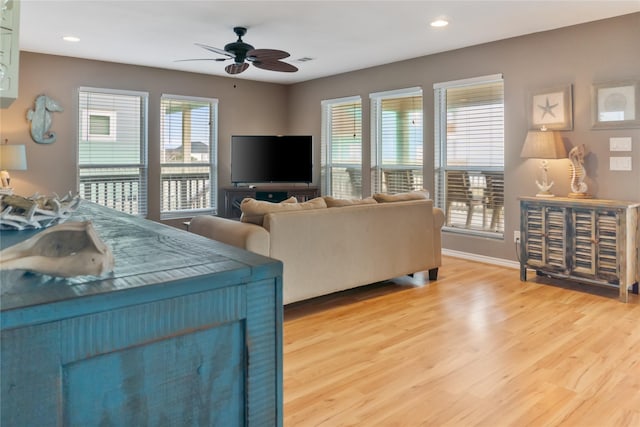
373 189 430 203
240 196 327 225
323 196 378 208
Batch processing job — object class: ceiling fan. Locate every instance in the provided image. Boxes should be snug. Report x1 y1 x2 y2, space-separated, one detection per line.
178 26 298 75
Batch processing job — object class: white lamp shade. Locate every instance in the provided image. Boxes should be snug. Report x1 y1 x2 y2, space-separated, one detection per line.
520 130 567 159
0 144 27 170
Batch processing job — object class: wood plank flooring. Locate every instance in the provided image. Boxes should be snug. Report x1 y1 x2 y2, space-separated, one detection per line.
283 256 640 427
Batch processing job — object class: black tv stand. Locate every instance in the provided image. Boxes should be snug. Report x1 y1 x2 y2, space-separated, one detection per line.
222 186 319 219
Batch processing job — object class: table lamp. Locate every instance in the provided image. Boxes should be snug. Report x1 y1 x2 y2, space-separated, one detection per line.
0 142 28 195
520 128 566 197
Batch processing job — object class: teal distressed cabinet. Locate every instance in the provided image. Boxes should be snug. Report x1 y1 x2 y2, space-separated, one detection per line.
519 196 640 302
1 202 283 426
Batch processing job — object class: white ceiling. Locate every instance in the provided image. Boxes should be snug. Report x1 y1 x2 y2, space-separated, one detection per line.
18 1 640 85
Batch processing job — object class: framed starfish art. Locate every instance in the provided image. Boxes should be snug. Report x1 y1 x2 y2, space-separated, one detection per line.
528 84 573 131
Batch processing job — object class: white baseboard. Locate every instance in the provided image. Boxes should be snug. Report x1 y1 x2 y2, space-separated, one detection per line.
442 248 520 270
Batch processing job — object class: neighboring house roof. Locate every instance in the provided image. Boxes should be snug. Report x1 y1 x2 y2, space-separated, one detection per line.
167 141 209 154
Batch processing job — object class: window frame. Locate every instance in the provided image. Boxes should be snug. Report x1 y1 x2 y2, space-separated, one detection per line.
321 95 363 199
433 74 505 238
77 86 149 217
370 86 424 195
159 94 218 220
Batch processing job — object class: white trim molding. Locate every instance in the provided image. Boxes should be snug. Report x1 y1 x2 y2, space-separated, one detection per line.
442 248 520 270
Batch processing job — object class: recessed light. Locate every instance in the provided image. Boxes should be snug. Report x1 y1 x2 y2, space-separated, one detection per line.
62 36 80 42
430 19 449 28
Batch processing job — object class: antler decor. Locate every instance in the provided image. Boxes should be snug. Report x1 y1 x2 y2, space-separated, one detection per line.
0 192 81 230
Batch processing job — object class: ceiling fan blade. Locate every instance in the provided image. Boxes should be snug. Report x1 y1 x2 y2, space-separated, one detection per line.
225 62 250 75
174 58 228 62
252 60 298 73
247 49 290 61
195 43 235 59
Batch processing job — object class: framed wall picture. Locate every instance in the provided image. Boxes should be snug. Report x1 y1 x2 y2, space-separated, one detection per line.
528 84 573 131
591 80 640 129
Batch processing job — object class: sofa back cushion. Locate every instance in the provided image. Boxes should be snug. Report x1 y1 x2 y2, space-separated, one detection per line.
240 196 327 226
373 190 430 203
323 196 378 208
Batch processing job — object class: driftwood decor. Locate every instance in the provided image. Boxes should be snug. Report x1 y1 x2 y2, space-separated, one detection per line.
0 192 81 230
0 220 115 277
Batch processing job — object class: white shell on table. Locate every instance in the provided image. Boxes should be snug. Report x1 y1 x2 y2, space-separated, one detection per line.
0 220 115 277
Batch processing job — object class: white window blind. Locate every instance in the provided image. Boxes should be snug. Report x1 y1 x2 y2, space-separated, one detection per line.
321 96 362 199
370 87 423 194
78 87 148 216
160 95 217 219
434 74 505 237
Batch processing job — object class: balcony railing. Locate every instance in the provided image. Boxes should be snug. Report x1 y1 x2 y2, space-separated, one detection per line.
79 173 143 215
161 172 210 216
443 170 504 233
329 166 425 199
79 171 211 217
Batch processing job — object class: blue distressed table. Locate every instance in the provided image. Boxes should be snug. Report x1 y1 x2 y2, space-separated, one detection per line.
0 201 283 426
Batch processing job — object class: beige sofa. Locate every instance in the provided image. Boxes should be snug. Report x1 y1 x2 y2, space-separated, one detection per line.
189 195 445 304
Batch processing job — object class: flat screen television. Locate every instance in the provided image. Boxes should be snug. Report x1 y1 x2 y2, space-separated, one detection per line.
231 135 313 184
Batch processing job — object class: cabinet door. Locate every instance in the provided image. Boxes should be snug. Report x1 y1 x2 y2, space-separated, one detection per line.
544 206 568 272
0 0 16 29
225 189 255 218
572 208 597 276
523 204 567 272
595 209 619 282
523 203 544 268
570 208 620 283
0 0 18 107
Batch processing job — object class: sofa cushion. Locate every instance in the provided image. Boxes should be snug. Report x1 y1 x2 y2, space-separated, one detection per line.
373 190 429 203
240 196 327 225
323 196 378 208
281 196 298 204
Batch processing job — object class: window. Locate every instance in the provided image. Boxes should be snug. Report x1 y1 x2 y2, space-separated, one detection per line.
321 96 362 199
78 87 148 216
370 87 423 194
434 74 505 237
160 95 217 219
80 109 117 141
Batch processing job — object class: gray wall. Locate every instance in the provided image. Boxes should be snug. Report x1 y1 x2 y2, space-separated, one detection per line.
1 52 289 224
287 12 640 262
1 13 639 261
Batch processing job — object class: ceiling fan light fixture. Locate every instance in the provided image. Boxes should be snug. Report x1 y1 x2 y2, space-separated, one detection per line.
430 19 449 28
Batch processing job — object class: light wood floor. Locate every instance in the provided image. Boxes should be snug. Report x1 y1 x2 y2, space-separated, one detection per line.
283 256 640 427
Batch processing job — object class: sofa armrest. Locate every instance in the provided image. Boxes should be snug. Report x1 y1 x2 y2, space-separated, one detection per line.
433 207 445 229
189 215 270 256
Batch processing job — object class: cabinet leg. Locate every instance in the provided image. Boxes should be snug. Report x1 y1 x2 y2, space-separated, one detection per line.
520 265 527 281
619 281 629 303
428 268 438 281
